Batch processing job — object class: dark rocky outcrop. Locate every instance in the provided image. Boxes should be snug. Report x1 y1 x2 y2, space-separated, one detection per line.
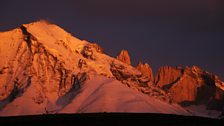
81 43 104 60
91 43 104 53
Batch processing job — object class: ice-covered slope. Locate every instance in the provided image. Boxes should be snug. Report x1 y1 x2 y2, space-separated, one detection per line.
60 76 189 114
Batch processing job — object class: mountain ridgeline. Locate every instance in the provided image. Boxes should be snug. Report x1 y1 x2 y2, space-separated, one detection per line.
117 49 224 111
0 21 223 118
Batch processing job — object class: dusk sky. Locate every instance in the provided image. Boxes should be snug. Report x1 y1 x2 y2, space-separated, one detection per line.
0 0 223 79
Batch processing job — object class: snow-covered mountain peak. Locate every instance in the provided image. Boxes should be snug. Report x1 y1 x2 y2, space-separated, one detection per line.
0 21 156 104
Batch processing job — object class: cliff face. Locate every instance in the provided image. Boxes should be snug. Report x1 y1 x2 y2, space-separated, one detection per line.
155 66 183 89
155 66 224 110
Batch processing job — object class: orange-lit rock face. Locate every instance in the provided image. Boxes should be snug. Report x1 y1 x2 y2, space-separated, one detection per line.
155 66 224 109
117 50 131 65
155 66 183 89
136 61 154 82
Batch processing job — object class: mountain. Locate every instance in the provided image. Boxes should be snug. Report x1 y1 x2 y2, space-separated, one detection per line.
0 20 223 118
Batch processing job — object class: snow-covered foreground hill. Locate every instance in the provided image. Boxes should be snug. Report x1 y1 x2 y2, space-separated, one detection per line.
60 76 189 114
0 20 223 118
0 76 190 116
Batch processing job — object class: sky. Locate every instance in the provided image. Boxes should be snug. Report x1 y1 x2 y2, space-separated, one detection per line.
0 0 223 79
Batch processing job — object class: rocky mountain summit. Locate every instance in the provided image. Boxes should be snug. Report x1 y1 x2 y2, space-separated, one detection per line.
136 61 154 83
117 49 131 65
0 21 223 117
